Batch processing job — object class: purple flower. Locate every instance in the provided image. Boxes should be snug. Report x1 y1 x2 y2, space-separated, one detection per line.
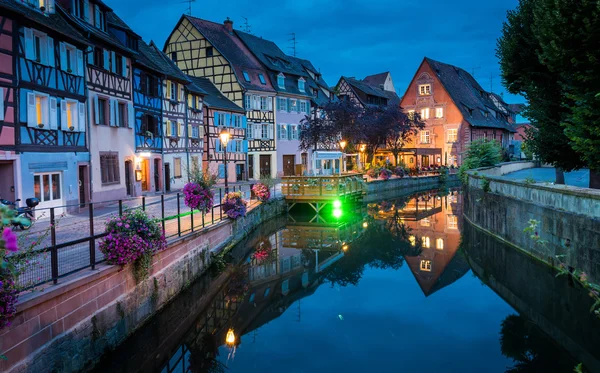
2 227 18 252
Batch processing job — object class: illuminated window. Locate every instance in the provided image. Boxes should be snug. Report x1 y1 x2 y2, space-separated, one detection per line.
420 107 430 120
66 100 76 129
436 238 444 250
420 130 430 144
409 235 416 246
420 260 432 272
448 129 458 143
419 84 431 95
420 218 430 227
422 236 430 248
447 215 458 229
435 107 444 118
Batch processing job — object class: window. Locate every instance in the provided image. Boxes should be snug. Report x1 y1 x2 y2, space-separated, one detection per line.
419 84 431 96
33 172 61 203
117 102 126 128
278 124 288 140
436 238 444 250
61 42 77 74
97 97 107 125
435 107 444 119
289 99 297 112
290 124 298 140
169 121 178 137
299 100 307 113
298 78 305 92
142 115 158 135
62 100 76 130
233 115 242 128
174 158 182 178
420 108 430 120
94 5 105 31
191 125 200 138
75 0 87 20
171 52 177 62
170 81 177 101
247 122 253 139
260 97 268 111
115 54 123 76
242 71 250 82
206 46 213 57
261 124 269 139
447 129 458 143
277 74 285 89
244 94 251 110
277 97 287 111
25 28 50 66
27 92 49 127
420 260 432 272
420 130 430 144
100 152 120 185
422 236 430 248
258 73 266 84
409 235 416 246
447 215 458 229
92 47 103 68
234 140 242 152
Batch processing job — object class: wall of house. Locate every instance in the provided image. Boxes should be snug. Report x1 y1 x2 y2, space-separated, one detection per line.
275 98 308 176
0 16 15 148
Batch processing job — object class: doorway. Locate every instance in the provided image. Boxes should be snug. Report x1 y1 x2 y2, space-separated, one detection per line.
154 158 161 192
283 155 295 176
78 165 89 207
0 161 15 202
421 155 430 167
248 154 254 179
259 155 271 177
124 160 132 196
236 164 245 181
165 163 171 192
141 159 149 191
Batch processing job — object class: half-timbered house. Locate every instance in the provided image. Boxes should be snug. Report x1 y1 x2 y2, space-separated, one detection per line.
164 16 276 179
0 0 90 215
236 31 313 177
399 57 516 167
187 76 246 183
59 0 137 202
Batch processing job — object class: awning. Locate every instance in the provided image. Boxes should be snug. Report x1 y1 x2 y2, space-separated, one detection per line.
400 148 442 156
314 151 343 160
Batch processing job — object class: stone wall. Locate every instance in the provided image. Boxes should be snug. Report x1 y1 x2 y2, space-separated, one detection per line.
363 174 458 203
465 164 600 284
0 199 286 373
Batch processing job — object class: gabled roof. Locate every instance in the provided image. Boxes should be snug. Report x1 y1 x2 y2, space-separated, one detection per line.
342 76 401 107
363 71 389 87
287 55 335 107
183 16 275 93
59 5 136 56
134 40 164 75
146 41 190 83
424 57 515 132
0 0 88 46
186 76 243 113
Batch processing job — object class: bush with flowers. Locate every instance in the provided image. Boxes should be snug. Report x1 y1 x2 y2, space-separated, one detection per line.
379 168 392 180
99 209 166 281
222 192 247 219
252 237 274 263
1 216 19 331
183 168 218 214
252 183 270 202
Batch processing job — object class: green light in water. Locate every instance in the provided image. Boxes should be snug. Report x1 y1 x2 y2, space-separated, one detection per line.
333 200 342 209
333 208 342 218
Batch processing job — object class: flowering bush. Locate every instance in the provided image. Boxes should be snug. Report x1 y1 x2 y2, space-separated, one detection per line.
252 237 273 263
183 182 214 214
379 168 392 180
367 167 378 178
1 208 21 331
252 183 270 202
222 192 247 219
99 210 166 274
393 166 405 178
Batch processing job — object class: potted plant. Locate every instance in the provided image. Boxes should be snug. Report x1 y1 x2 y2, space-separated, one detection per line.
251 182 270 202
222 191 247 219
37 123 44 129
69 126 75 131
183 169 217 215
379 168 392 180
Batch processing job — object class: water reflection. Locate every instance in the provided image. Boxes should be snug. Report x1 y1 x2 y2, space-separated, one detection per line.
90 189 599 373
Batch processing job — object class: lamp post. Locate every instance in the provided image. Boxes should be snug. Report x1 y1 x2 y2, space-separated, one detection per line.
359 144 366 170
339 139 347 175
220 128 231 194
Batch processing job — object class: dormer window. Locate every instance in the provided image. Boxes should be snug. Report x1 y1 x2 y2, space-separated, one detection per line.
258 73 266 85
23 0 55 13
419 84 431 96
242 71 250 82
94 5 106 31
298 78 305 92
277 73 285 89
206 47 213 57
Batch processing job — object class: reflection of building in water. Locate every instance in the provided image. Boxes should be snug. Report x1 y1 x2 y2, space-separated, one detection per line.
371 190 468 296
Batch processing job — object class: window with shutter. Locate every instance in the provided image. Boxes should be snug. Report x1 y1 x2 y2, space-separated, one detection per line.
100 152 120 185
78 102 85 132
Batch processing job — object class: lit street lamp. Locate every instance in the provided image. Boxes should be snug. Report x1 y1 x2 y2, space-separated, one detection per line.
220 128 231 193
339 139 347 175
359 143 366 170
226 328 236 347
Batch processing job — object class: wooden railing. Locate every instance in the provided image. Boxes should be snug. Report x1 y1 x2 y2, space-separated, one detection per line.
281 174 365 199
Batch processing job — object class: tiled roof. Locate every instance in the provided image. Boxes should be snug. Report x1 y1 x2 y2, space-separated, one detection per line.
184 16 275 93
186 75 243 113
343 76 401 107
134 41 165 75
58 5 137 56
287 56 335 107
146 41 190 82
0 0 88 45
425 57 515 132
363 72 389 87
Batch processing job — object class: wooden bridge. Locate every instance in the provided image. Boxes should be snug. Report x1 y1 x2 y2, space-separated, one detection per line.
281 174 365 201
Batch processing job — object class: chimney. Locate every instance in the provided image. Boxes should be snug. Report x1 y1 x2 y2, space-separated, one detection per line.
224 17 233 33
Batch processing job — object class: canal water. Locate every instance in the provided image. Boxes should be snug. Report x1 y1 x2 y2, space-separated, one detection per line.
90 188 600 373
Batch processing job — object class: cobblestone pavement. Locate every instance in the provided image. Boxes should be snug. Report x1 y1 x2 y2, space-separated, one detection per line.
13 182 284 287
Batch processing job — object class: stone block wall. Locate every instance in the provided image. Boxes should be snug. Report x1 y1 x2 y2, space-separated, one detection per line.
363 174 458 203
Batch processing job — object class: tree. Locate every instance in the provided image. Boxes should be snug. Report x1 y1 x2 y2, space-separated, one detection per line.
531 0 600 188
458 139 503 182
299 100 362 151
496 0 584 185
384 109 425 166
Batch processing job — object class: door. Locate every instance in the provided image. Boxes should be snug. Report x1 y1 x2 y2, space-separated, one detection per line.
154 159 160 192
422 155 430 167
283 155 295 176
141 160 149 191
248 154 254 179
124 160 132 196
33 172 64 217
0 161 16 202
236 164 245 181
259 155 271 177
165 163 171 192
78 165 88 207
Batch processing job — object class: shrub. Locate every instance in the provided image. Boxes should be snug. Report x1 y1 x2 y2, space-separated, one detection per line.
99 210 166 277
366 167 378 179
393 166 405 178
438 167 449 184
459 139 503 184
252 183 270 202
222 192 247 219
379 168 392 180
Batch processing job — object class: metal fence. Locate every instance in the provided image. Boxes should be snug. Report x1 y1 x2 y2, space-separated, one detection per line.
11 184 269 290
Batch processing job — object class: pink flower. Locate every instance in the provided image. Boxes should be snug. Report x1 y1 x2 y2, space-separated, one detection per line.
2 227 18 252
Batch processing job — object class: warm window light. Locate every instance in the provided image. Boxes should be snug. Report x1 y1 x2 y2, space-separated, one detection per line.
226 328 236 346
139 152 151 158
359 144 366 152
219 128 231 146
339 140 347 150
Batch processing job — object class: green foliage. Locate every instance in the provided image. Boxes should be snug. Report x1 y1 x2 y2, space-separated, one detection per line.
458 139 502 184
438 167 449 184
187 167 218 189
259 174 275 188
133 251 153 284
524 176 536 185
481 176 491 193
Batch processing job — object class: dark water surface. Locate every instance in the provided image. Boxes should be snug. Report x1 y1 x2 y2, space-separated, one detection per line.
91 189 600 373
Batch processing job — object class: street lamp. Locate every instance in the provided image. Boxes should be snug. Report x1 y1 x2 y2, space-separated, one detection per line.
339 140 347 175
220 128 231 193
225 328 236 347
359 144 366 170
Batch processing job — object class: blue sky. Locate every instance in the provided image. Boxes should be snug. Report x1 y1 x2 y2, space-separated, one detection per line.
109 0 522 104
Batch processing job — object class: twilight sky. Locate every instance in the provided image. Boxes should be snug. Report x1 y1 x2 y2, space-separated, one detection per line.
109 0 522 104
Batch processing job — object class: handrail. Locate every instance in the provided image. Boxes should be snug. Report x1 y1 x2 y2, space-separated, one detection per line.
281 174 365 198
